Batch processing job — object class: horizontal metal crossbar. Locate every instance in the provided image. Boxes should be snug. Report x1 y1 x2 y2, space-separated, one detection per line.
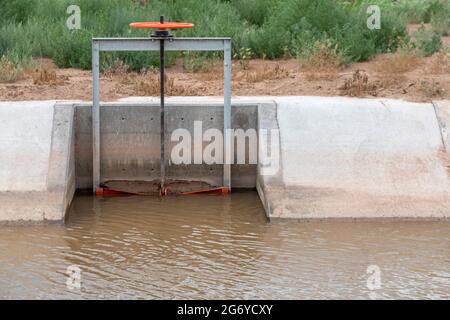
92 37 231 52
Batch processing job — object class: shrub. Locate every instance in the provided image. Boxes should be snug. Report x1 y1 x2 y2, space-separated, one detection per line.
251 0 344 58
50 28 92 69
431 1 450 36
230 0 278 26
395 0 444 24
0 0 33 24
298 40 343 72
336 5 406 62
413 26 443 57
251 0 407 62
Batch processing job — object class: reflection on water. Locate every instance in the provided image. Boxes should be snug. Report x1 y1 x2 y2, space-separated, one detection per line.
0 192 449 299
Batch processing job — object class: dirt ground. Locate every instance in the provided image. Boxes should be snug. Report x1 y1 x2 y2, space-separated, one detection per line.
1 54 449 103
1 26 449 103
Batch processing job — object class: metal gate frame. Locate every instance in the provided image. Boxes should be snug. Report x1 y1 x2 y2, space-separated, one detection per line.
91 37 232 193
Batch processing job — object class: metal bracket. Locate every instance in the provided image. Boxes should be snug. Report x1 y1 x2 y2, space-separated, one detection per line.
91 37 232 193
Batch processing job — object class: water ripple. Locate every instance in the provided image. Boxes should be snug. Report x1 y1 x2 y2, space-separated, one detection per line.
0 192 449 299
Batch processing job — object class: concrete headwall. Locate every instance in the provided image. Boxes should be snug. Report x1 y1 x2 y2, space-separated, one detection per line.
2 97 450 222
74 101 258 189
0 101 75 222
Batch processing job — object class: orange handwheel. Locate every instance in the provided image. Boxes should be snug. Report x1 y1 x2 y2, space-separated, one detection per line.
129 22 194 30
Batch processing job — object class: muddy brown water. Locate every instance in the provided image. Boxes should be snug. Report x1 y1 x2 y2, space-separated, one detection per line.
0 192 449 299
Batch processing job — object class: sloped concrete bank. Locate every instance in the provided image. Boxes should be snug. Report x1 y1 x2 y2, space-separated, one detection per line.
1 97 450 222
258 97 450 220
0 101 75 222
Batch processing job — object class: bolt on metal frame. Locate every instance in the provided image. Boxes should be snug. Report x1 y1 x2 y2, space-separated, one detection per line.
92 37 232 193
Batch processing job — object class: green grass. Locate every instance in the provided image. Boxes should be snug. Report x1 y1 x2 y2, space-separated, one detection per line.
431 1 450 36
0 0 445 72
230 0 280 26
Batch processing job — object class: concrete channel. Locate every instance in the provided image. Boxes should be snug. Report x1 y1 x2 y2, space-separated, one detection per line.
1 97 450 222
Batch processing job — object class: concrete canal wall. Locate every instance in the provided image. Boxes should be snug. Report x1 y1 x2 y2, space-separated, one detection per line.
0 101 76 221
1 97 450 221
258 97 450 220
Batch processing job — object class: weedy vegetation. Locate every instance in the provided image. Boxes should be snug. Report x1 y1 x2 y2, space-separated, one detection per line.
0 56 23 83
339 70 379 97
0 0 448 87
